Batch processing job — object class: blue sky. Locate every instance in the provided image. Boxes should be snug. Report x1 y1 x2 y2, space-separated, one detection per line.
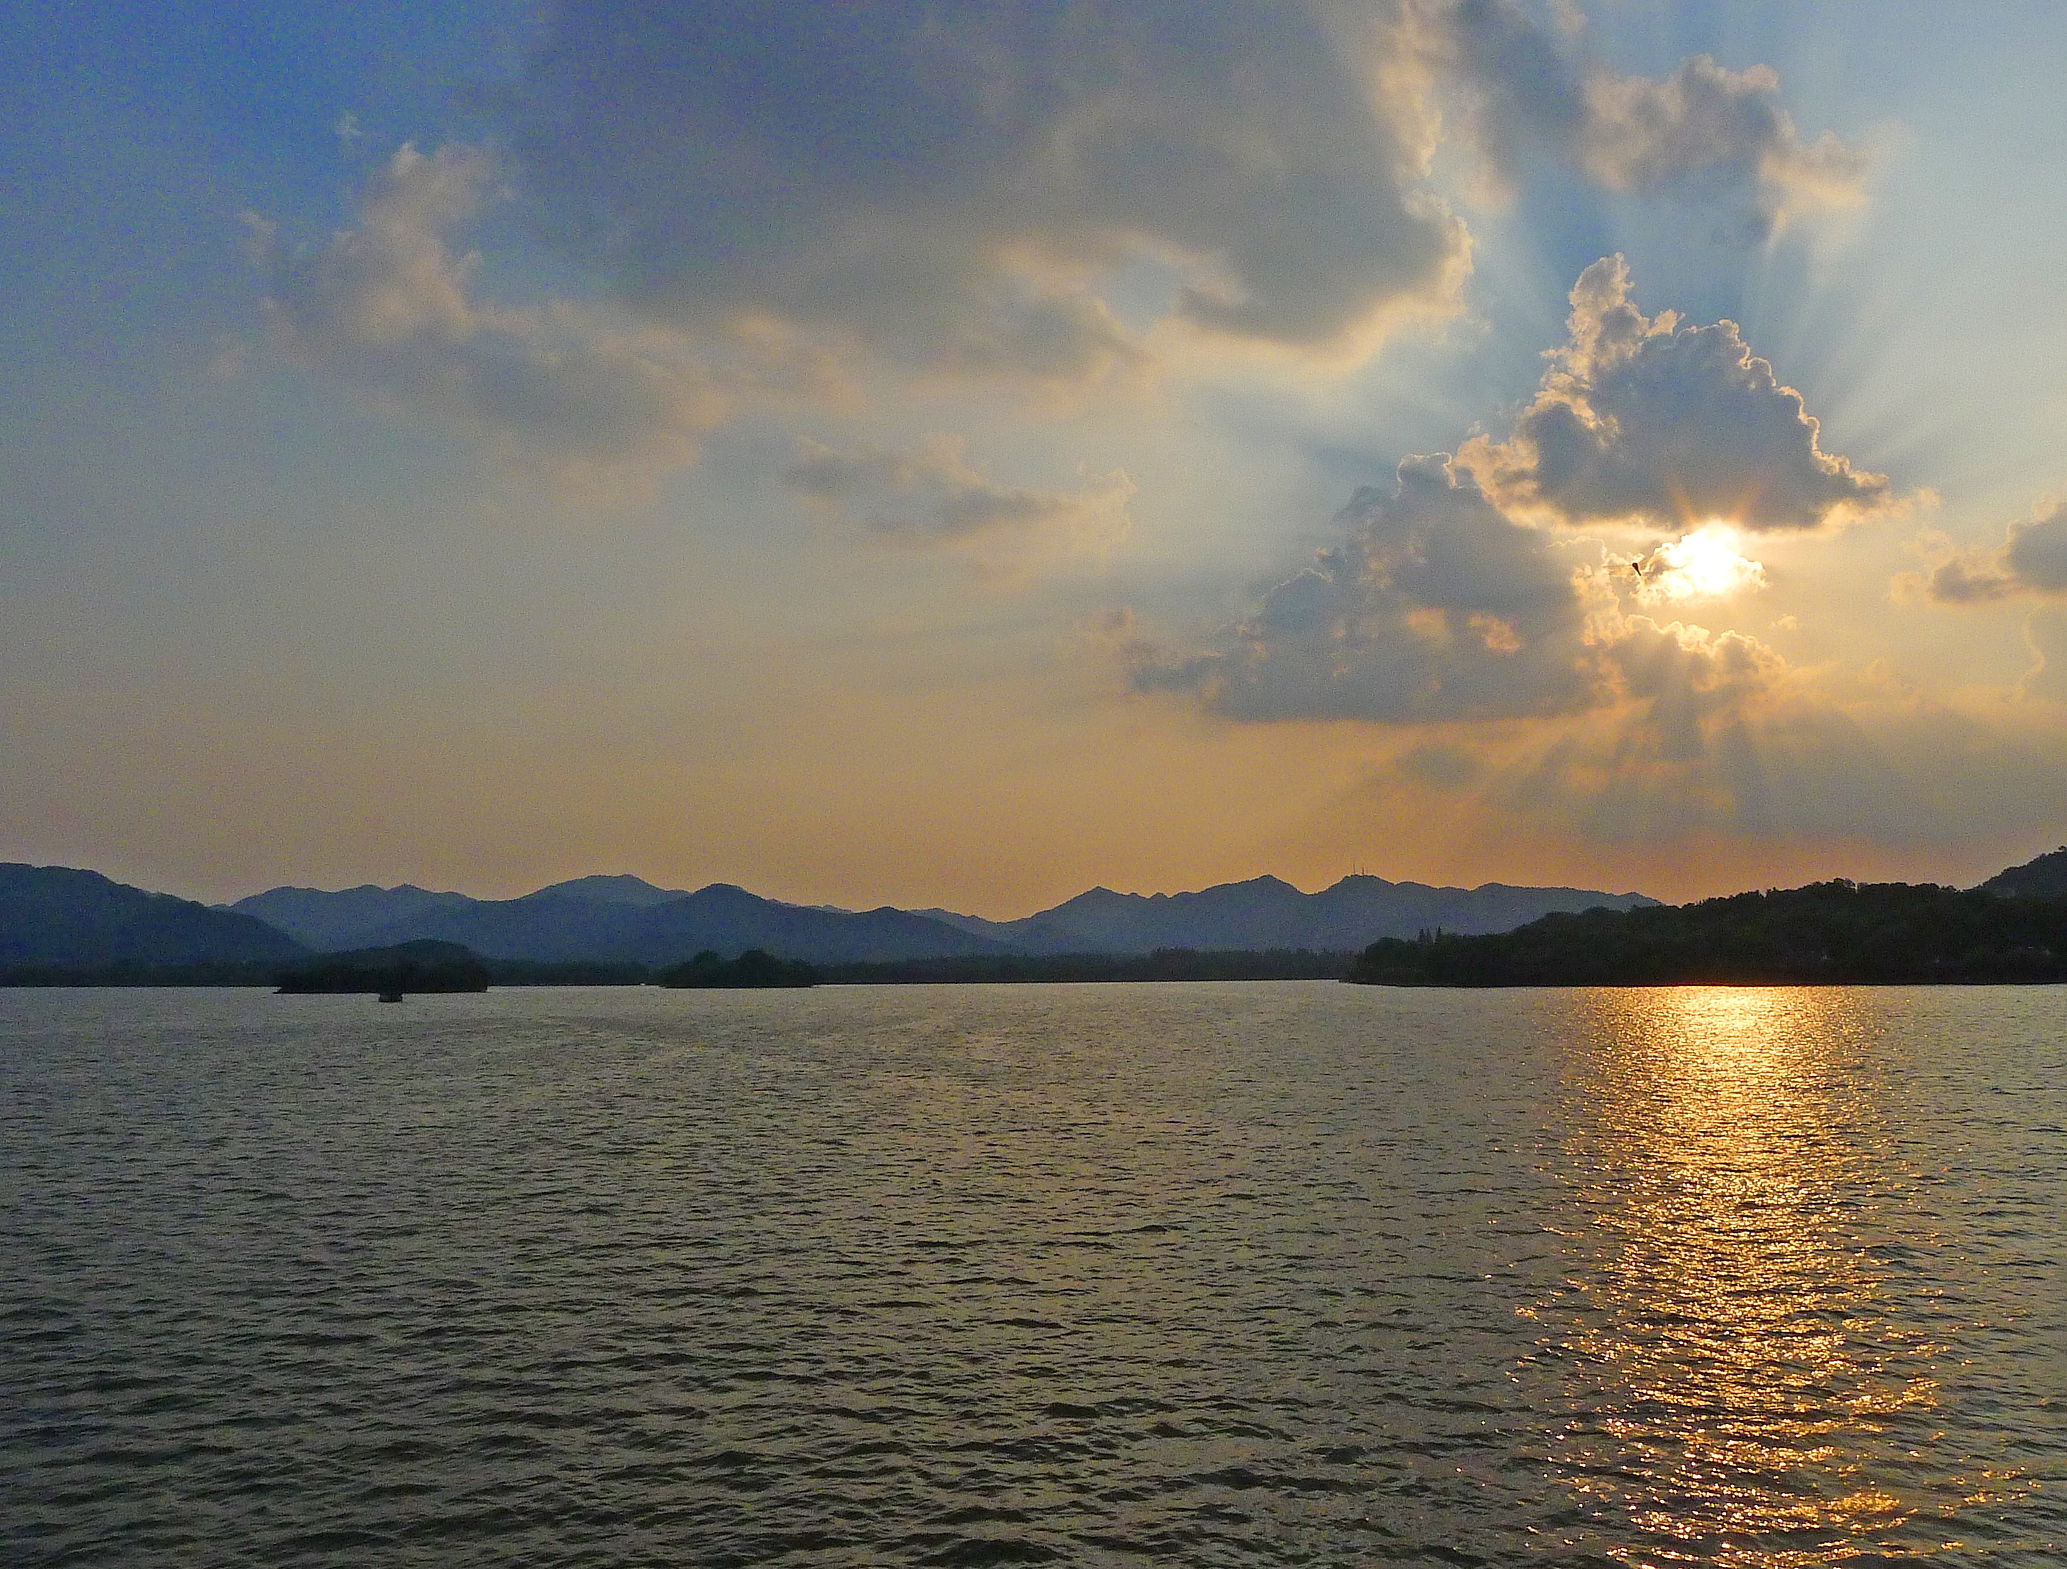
6 1 2067 909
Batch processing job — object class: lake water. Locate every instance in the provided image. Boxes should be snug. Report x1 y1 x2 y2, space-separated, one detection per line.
4 982 2064 1566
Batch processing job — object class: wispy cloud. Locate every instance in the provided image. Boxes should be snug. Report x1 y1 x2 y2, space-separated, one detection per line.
1430 0 1869 236
1916 499 2067 603
786 434 1132 580
248 145 823 496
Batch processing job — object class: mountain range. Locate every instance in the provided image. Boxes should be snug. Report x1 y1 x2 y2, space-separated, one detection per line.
9 850 2059 975
229 871 1660 963
233 878 1001 965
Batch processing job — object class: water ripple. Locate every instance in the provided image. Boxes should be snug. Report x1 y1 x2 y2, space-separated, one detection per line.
3 982 2063 1566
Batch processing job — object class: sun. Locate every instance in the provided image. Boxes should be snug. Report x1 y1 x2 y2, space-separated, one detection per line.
1637 524 1768 603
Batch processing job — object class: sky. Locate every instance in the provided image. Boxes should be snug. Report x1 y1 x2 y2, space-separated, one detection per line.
5 0 2067 913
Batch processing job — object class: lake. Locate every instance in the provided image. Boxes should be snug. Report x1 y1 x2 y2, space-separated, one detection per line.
4 982 2063 1565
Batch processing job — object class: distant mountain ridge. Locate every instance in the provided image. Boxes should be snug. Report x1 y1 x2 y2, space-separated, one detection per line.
229 869 1659 963
18 847 2067 974
231 883 476 951
921 874 1660 954
232 877 1003 964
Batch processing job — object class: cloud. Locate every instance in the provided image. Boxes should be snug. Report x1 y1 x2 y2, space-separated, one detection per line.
2020 606 2067 703
251 144 788 492
1432 1 1868 236
1496 659 2067 850
785 433 1133 576
1129 259 1857 734
250 13 1870 536
506 0 1469 376
1920 499 2067 603
1604 616 1787 764
1124 262 1873 834
1131 454 1611 722
1460 255 1893 532
1394 740 1485 789
498 3 1861 382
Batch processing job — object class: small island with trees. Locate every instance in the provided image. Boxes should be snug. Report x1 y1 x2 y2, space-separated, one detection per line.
275 940 490 995
659 949 819 988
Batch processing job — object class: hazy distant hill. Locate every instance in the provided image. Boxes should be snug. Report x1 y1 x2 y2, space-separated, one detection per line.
527 874 692 907
927 874 1658 955
625 887 1003 965
231 883 475 950
2 864 305 968
235 869 1659 961
1979 846 2067 900
235 880 1006 964
232 874 691 950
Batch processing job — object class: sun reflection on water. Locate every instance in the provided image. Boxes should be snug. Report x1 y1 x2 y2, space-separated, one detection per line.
1530 987 1984 1565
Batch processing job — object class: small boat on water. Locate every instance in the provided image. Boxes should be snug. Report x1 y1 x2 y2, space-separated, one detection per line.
378 990 405 1003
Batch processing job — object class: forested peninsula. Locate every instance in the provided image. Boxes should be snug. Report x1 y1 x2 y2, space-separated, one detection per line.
1347 880 2067 987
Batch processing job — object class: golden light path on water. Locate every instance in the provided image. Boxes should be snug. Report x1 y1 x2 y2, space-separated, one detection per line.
1530 987 2028 1566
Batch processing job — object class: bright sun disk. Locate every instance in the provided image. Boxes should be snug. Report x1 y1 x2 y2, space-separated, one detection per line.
1642 524 1767 603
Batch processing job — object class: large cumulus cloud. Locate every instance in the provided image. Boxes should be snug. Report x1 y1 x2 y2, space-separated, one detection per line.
1136 256 1876 735
501 1 1867 379
1460 255 1892 532
250 6 1869 502
1132 454 1794 768
507 0 1465 374
1121 249 1940 852
1120 238 2067 853
1136 453 1693 724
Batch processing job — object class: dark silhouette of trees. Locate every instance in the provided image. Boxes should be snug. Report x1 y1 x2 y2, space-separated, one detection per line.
275 940 490 994
1347 880 2067 986
658 949 818 988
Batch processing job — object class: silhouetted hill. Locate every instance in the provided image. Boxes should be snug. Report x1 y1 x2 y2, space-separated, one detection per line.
281 882 1003 964
929 873 1658 954
2 864 305 969
527 874 690 907
909 908 1092 952
1979 846 2067 900
346 892 650 959
1348 880 2067 987
234 875 997 962
231 883 474 949
628 886 1003 964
